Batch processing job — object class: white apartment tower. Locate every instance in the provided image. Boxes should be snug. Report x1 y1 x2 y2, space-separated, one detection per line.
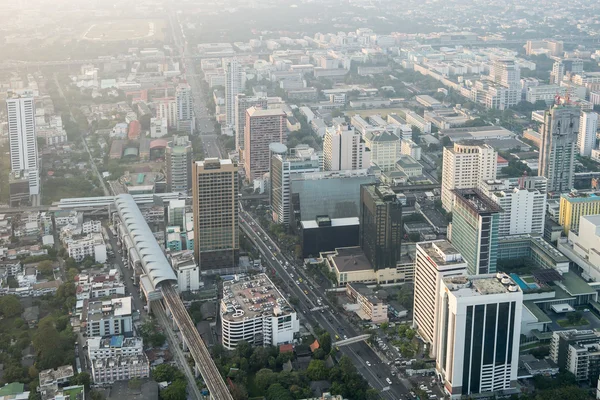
225 59 243 127
436 275 523 399
481 176 548 237
538 105 579 193
413 240 467 357
234 94 268 152
176 83 195 134
441 141 497 212
490 59 521 108
323 124 371 171
7 96 39 196
578 111 598 157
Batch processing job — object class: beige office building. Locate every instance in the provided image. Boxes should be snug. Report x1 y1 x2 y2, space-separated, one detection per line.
192 158 239 271
243 107 286 181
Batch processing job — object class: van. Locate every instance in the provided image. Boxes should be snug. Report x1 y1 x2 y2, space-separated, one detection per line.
386 378 392 385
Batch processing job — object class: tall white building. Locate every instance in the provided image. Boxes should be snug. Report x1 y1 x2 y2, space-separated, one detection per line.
489 59 521 108
234 94 267 152
481 176 547 237
323 124 370 171
156 98 177 128
538 105 579 193
176 83 195 134
441 142 497 212
7 96 39 196
413 240 467 357
436 275 523 399
220 274 299 350
578 111 598 157
225 59 243 127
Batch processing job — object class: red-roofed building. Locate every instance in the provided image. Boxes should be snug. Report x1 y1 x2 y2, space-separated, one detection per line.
128 120 141 140
309 339 320 352
279 343 294 353
497 155 509 175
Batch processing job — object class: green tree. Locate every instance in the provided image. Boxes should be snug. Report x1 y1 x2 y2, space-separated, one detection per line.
152 364 184 383
188 301 203 324
0 295 22 318
70 372 91 390
89 391 104 400
319 332 332 355
255 368 277 392
266 383 293 400
160 379 187 400
307 360 329 381
37 260 54 276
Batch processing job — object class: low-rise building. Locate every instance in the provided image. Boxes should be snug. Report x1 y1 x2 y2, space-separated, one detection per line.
168 250 200 292
88 335 149 384
551 329 600 383
85 296 133 337
400 139 422 161
39 365 74 399
65 233 107 263
220 274 299 350
345 283 388 323
396 155 423 178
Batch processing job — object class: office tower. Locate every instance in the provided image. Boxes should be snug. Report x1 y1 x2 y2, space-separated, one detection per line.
578 111 598 157
243 107 286 181
450 189 501 275
323 124 371 171
234 94 267 152
359 184 402 270
192 158 239 271
481 176 547 237
166 135 193 194
437 275 523 399
441 141 497 212
7 96 39 198
225 59 243 127
413 240 467 356
156 98 177 128
362 130 401 172
176 83 195 134
538 105 579 193
270 145 320 224
558 190 600 234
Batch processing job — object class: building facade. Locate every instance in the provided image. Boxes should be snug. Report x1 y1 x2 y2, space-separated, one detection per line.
359 184 402 271
176 83 195 134
441 141 497 212
225 59 243 127
578 111 598 157
86 297 133 337
192 159 239 271
538 105 579 193
166 135 193 194
559 191 600 234
234 94 267 152
88 336 149 384
323 124 370 171
243 107 286 181
550 330 600 383
450 189 501 275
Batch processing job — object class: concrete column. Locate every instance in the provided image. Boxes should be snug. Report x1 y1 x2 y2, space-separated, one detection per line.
181 336 188 352
194 362 200 378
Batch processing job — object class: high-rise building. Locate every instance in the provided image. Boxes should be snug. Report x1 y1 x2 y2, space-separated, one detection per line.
176 83 195 134
436 275 523 399
225 59 243 127
450 189 501 275
270 145 321 224
243 107 286 181
413 240 467 356
359 184 402 271
558 191 600 234
489 59 520 107
234 94 267 152
192 158 239 271
578 111 598 157
323 124 371 171
7 96 39 200
550 329 600 383
481 176 547 237
538 105 579 193
362 130 401 172
550 61 565 85
166 135 193 194
441 141 497 212
155 97 177 128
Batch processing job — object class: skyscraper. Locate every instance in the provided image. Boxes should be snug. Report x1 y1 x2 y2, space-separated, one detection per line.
7 95 39 199
538 105 579 193
243 107 286 181
323 124 371 171
441 141 497 212
166 135 193 194
359 184 402 271
450 189 501 275
155 97 177 128
176 83 195 135
192 158 239 271
225 59 243 127
578 111 598 157
489 59 520 108
234 94 267 152
413 240 467 357
436 275 523 399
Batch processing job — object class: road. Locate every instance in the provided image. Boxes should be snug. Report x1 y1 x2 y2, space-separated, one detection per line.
169 10 222 159
239 209 412 400
52 73 110 196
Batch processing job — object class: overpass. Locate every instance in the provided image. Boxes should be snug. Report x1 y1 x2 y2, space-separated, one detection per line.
333 334 371 347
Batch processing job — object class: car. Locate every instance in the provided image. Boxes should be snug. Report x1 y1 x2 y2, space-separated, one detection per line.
271 257 275 261
343 335 348 339
304 290 308 295
296 280 300 285
386 378 392 385
366 361 371 367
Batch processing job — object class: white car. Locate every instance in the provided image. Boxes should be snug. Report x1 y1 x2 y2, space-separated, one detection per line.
366 361 371 367
386 378 392 385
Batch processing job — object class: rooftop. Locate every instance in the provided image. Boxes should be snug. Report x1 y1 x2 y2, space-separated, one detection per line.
301 217 359 229
221 274 294 322
443 273 521 296
327 246 373 273
87 296 132 321
39 365 74 387
453 188 503 214
561 191 600 202
417 240 465 267
247 107 285 118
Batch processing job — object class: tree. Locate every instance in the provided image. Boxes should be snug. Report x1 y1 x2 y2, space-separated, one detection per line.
0 295 22 318
37 260 54 276
307 360 329 381
67 268 80 282
89 391 104 400
567 311 583 324
152 364 184 383
319 332 332 355
70 372 91 390
188 301 203 324
160 380 187 400
255 368 277 392
128 377 142 390
266 383 293 400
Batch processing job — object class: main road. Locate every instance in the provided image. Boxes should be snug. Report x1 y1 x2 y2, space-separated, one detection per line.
239 209 412 400
169 10 221 159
